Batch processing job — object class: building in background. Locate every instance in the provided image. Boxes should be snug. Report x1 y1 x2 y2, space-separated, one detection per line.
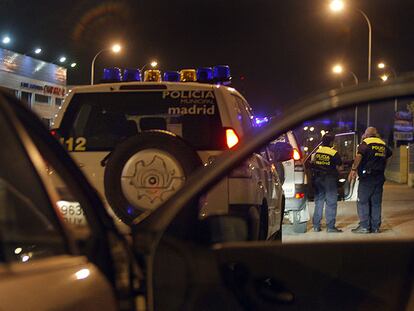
0 48 66 127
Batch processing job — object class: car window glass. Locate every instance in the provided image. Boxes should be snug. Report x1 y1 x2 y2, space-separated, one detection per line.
0 110 67 263
173 99 414 245
233 95 254 131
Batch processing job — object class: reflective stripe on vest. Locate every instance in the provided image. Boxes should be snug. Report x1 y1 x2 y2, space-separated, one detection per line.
363 137 385 146
316 146 337 156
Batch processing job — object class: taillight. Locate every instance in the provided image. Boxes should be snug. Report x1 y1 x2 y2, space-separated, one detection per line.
226 128 239 149
292 148 301 160
295 192 305 199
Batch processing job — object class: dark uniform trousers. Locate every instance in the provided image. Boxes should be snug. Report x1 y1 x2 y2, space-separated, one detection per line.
312 174 338 229
357 174 385 230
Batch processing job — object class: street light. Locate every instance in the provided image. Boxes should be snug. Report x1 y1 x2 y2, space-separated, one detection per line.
90 43 122 85
331 63 359 132
331 64 359 85
377 62 399 112
330 0 373 124
330 0 345 12
140 60 159 72
59 56 67 63
34 48 42 54
70 62 77 68
380 74 388 82
2 36 11 44
377 61 397 78
332 64 343 74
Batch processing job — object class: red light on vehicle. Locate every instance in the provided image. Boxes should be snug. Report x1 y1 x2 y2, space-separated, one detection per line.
295 192 305 199
292 148 301 160
226 129 239 149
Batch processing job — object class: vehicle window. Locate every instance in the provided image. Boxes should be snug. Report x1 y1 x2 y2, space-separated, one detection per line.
233 95 254 131
184 99 414 244
60 91 226 151
0 110 67 263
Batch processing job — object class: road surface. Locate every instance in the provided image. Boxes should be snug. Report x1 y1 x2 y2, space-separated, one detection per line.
283 182 414 243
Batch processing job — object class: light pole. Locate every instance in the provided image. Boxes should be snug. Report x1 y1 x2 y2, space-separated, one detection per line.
90 43 121 85
332 64 359 133
332 64 359 86
330 0 373 125
140 60 158 72
378 62 398 111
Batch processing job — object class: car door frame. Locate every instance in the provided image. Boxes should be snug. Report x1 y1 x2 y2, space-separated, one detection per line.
0 91 119 311
131 76 414 310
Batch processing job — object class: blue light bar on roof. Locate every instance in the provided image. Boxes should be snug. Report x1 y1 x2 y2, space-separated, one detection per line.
213 65 231 84
163 71 180 82
123 69 142 82
196 67 213 83
103 68 122 82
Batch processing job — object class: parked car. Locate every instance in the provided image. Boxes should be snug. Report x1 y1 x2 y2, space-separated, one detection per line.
0 90 141 311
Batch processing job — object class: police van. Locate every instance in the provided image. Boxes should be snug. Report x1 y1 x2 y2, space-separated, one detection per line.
53 66 288 240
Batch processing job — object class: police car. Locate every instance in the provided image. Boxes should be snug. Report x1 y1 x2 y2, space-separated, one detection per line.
52 66 287 240
269 132 308 233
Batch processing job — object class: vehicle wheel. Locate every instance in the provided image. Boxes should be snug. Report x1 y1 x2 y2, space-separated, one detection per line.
104 131 202 225
258 202 269 240
247 206 260 241
292 210 307 233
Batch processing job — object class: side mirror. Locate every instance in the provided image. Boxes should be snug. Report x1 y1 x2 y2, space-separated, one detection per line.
272 142 294 162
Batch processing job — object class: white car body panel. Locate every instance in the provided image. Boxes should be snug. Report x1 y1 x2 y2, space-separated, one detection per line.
0 256 117 311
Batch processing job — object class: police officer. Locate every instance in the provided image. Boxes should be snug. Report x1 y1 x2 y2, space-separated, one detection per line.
349 127 392 233
311 133 343 233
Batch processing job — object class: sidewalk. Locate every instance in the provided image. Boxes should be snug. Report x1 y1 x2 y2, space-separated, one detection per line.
282 182 414 243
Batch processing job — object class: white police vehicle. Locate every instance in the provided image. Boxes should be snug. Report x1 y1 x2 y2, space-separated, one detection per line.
53 66 288 240
270 131 309 233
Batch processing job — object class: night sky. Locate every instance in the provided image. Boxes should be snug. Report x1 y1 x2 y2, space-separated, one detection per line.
1 0 413 116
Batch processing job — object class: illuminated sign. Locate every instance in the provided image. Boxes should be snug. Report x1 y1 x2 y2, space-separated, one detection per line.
1 48 66 85
44 85 65 96
20 82 65 97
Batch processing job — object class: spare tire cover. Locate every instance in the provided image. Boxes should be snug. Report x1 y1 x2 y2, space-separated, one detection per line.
104 131 202 225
